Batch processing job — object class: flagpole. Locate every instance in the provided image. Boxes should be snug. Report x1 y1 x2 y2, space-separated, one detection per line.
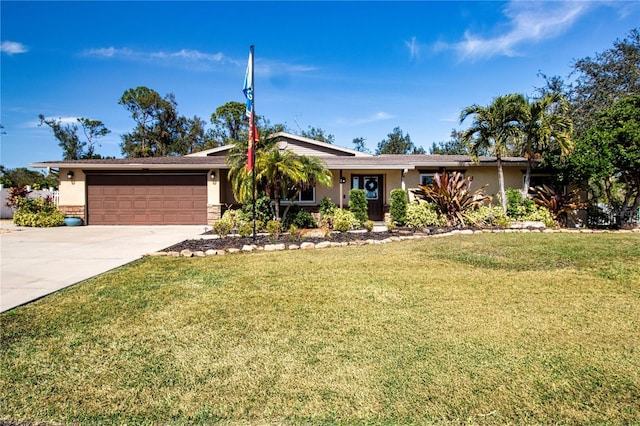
250 45 257 241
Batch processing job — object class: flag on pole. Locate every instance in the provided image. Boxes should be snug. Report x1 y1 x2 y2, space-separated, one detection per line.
243 46 258 172
242 50 253 118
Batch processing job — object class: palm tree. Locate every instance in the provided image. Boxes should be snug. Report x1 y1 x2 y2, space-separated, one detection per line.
520 93 573 196
256 148 305 220
460 93 525 213
281 155 334 223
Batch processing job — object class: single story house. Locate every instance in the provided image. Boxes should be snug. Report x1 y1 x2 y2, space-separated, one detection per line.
31 132 540 225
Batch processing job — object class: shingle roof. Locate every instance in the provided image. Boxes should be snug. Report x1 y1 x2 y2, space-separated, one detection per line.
31 153 529 170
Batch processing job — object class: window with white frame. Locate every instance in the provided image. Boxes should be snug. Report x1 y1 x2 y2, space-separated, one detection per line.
282 186 315 204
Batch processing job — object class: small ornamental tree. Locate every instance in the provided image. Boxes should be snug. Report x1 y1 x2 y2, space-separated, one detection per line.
349 189 368 225
389 189 408 225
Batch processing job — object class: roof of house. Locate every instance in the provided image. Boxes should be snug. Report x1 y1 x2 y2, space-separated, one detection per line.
186 132 371 158
31 132 530 170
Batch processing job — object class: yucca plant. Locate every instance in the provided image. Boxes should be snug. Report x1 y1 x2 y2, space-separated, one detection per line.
411 170 490 227
530 185 584 227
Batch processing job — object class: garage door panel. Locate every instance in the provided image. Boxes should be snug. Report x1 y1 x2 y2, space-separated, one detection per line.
87 173 207 225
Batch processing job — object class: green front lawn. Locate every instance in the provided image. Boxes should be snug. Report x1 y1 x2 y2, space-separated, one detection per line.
1 232 639 425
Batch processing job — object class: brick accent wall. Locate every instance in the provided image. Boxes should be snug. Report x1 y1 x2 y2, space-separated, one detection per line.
207 204 222 224
59 205 85 222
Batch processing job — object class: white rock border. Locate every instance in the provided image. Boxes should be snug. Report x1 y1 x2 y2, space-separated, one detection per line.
146 227 639 258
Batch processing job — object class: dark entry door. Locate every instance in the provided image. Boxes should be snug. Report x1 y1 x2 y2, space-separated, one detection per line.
351 175 384 221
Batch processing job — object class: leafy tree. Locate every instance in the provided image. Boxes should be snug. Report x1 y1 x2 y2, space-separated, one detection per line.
210 101 247 144
568 95 640 227
300 126 335 144
571 29 640 138
119 87 187 157
538 29 640 139
352 137 369 153
77 118 111 158
38 115 108 160
0 166 57 189
520 93 573 196
429 129 470 155
178 116 217 154
376 127 425 155
460 94 525 213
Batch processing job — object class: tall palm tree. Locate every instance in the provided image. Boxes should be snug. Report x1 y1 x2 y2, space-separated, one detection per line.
256 148 305 220
520 93 573 196
460 93 525 213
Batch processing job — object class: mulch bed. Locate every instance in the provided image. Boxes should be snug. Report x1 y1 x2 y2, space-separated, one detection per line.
161 228 451 252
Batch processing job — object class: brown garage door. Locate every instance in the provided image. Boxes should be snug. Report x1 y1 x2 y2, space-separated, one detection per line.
87 173 207 225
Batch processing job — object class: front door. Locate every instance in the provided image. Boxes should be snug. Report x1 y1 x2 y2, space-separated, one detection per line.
352 175 384 221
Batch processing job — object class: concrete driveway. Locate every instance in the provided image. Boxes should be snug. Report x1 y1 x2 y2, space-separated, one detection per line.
0 223 205 312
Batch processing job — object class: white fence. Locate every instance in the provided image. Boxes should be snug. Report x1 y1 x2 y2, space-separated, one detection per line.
0 187 59 219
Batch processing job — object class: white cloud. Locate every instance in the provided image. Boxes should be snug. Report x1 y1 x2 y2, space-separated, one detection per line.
338 112 395 126
83 46 230 69
436 1 591 61
1 40 28 55
82 46 317 76
405 36 420 61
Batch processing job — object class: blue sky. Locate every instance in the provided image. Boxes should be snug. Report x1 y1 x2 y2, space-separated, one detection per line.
1 1 638 170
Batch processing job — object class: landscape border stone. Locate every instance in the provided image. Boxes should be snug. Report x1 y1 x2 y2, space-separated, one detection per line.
145 227 639 258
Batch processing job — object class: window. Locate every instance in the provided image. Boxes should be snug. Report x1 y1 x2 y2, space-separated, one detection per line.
420 173 435 186
420 170 465 186
282 186 315 204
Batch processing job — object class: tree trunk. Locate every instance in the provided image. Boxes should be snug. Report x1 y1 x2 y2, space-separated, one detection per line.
496 157 507 213
523 158 533 198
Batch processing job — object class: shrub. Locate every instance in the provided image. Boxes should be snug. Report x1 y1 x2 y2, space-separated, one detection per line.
212 219 233 238
13 209 65 227
318 197 338 228
506 188 536 219
531 185 584 227
241 196 273 224
363 220 375 232
464 205 510 228
266 220 283 238
349 189 368 225
6 185 31 210
411 170 490 226
405 201 447 228
237 222 253 238
288 224 299 237
333 208 359 233
521 205 555 228
12 196 64 227
389 189 408 225
285 208 317 229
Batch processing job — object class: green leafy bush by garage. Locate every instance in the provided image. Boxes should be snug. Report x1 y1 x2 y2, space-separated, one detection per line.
389 189 408 225
9 189 65 227
349 189 368 225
